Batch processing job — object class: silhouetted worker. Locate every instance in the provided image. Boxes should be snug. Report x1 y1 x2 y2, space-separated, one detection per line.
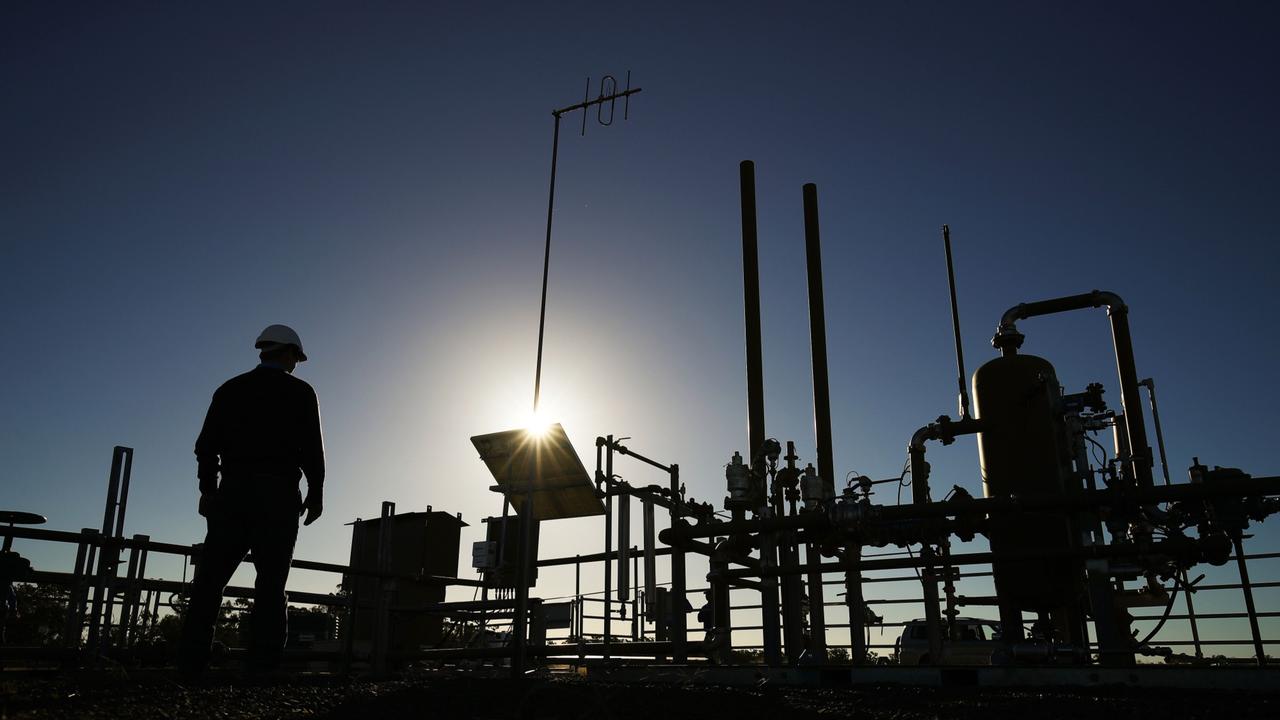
179 324 325 676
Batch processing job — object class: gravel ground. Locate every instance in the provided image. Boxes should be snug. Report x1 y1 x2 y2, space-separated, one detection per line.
2 672 1277 719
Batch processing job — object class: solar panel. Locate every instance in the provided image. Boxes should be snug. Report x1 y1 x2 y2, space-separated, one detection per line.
470 424 604 521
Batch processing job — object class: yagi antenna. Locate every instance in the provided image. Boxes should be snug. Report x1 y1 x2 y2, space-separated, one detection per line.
532 72 643 414
579 71 635 135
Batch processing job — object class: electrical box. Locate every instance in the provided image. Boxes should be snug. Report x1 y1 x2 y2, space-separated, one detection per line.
479 515 539 589
345 509 467 658
471 540 498 570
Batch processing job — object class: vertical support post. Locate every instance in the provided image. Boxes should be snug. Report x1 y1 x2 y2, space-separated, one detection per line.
1106 309 1155 489
120 537 141 649
759 517 782 666
643 497 657 611
1232 533 1266 666
632 551 640 641
669 464 688 662
575 554 584 663
844 548 866 663
920 546 945 665
603 437 614 661
1139 379 1172 486
513 480 537 676
618 491 631 605
88 447 131 660
804 543 827 660
801 182 835 662
373 501 395 675
342 518 363 672
1181 570 1204 658
63 531 93 656
112 447 133 539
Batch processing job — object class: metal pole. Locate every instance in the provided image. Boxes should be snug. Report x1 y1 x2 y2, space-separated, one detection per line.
575 554 584 663
373 501 395 675
941 225 971 420
844 548 866 663
1139 379 1172 486
603 437 614 660
1181 570 1204 658
533 112 562 414
669 464 688 662
513 485 536 675
63 531 92 655
1231 534 1266 666
113 447 133 538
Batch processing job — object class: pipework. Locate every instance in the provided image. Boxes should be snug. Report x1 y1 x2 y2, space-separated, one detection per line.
991 290 1155 490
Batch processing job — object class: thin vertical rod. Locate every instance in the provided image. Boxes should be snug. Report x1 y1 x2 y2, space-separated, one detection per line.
942 225 971 420
1181 570 1204 658
533 113 562 414
603 437 614 660
1232 534 1266 666
113 447 132 538
1139 379 1172 486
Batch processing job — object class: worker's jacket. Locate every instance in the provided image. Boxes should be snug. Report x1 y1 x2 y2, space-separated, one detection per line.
195 365 325 507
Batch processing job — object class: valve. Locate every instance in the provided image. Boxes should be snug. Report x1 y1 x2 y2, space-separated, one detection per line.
801 464 833 510
724 451 753 511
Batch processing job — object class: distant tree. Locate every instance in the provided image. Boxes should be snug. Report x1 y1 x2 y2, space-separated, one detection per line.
5 583 69 646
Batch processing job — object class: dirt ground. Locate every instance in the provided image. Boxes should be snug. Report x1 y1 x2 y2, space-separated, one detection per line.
2 671 1277 719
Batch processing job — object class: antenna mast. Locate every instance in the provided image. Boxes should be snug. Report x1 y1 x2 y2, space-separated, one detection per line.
943 224 972 420
533 72 643 414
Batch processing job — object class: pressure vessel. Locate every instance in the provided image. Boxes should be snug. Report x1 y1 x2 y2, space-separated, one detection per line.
973 353 1076 609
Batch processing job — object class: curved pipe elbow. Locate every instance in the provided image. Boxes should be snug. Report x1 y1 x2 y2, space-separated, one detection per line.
998 289 1128 328
994 290 1128 353
910 424 938 452
909 417 985 451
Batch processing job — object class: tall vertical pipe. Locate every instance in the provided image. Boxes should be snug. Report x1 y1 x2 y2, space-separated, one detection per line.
801 183 833 660
802 185 835 498
741 161 767 462
740 159 781 665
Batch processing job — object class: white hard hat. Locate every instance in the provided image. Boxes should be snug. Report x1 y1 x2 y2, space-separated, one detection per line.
255 324 307 361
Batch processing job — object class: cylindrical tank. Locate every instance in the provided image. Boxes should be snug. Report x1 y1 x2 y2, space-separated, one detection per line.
974 353 1076 610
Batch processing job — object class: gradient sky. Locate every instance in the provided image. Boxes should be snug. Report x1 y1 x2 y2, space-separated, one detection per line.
3 2 1278 652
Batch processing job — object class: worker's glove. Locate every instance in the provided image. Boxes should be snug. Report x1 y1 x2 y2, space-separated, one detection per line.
301 490 323 526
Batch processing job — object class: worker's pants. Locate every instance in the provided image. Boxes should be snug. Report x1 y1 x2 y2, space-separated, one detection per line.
179 498 299 673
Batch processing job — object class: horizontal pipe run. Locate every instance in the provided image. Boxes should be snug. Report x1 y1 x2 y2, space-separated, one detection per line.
404 640 698 661
538 546 670 567
711 537 1241 581
662 475 1280 545
597 438 673 473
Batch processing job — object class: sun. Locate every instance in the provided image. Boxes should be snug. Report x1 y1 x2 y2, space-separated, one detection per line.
524 408 554 438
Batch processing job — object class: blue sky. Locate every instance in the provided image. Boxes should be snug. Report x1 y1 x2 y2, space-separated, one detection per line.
3 2 1278 652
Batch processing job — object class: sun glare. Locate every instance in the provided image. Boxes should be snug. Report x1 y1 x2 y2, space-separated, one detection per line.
524 409 554 438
